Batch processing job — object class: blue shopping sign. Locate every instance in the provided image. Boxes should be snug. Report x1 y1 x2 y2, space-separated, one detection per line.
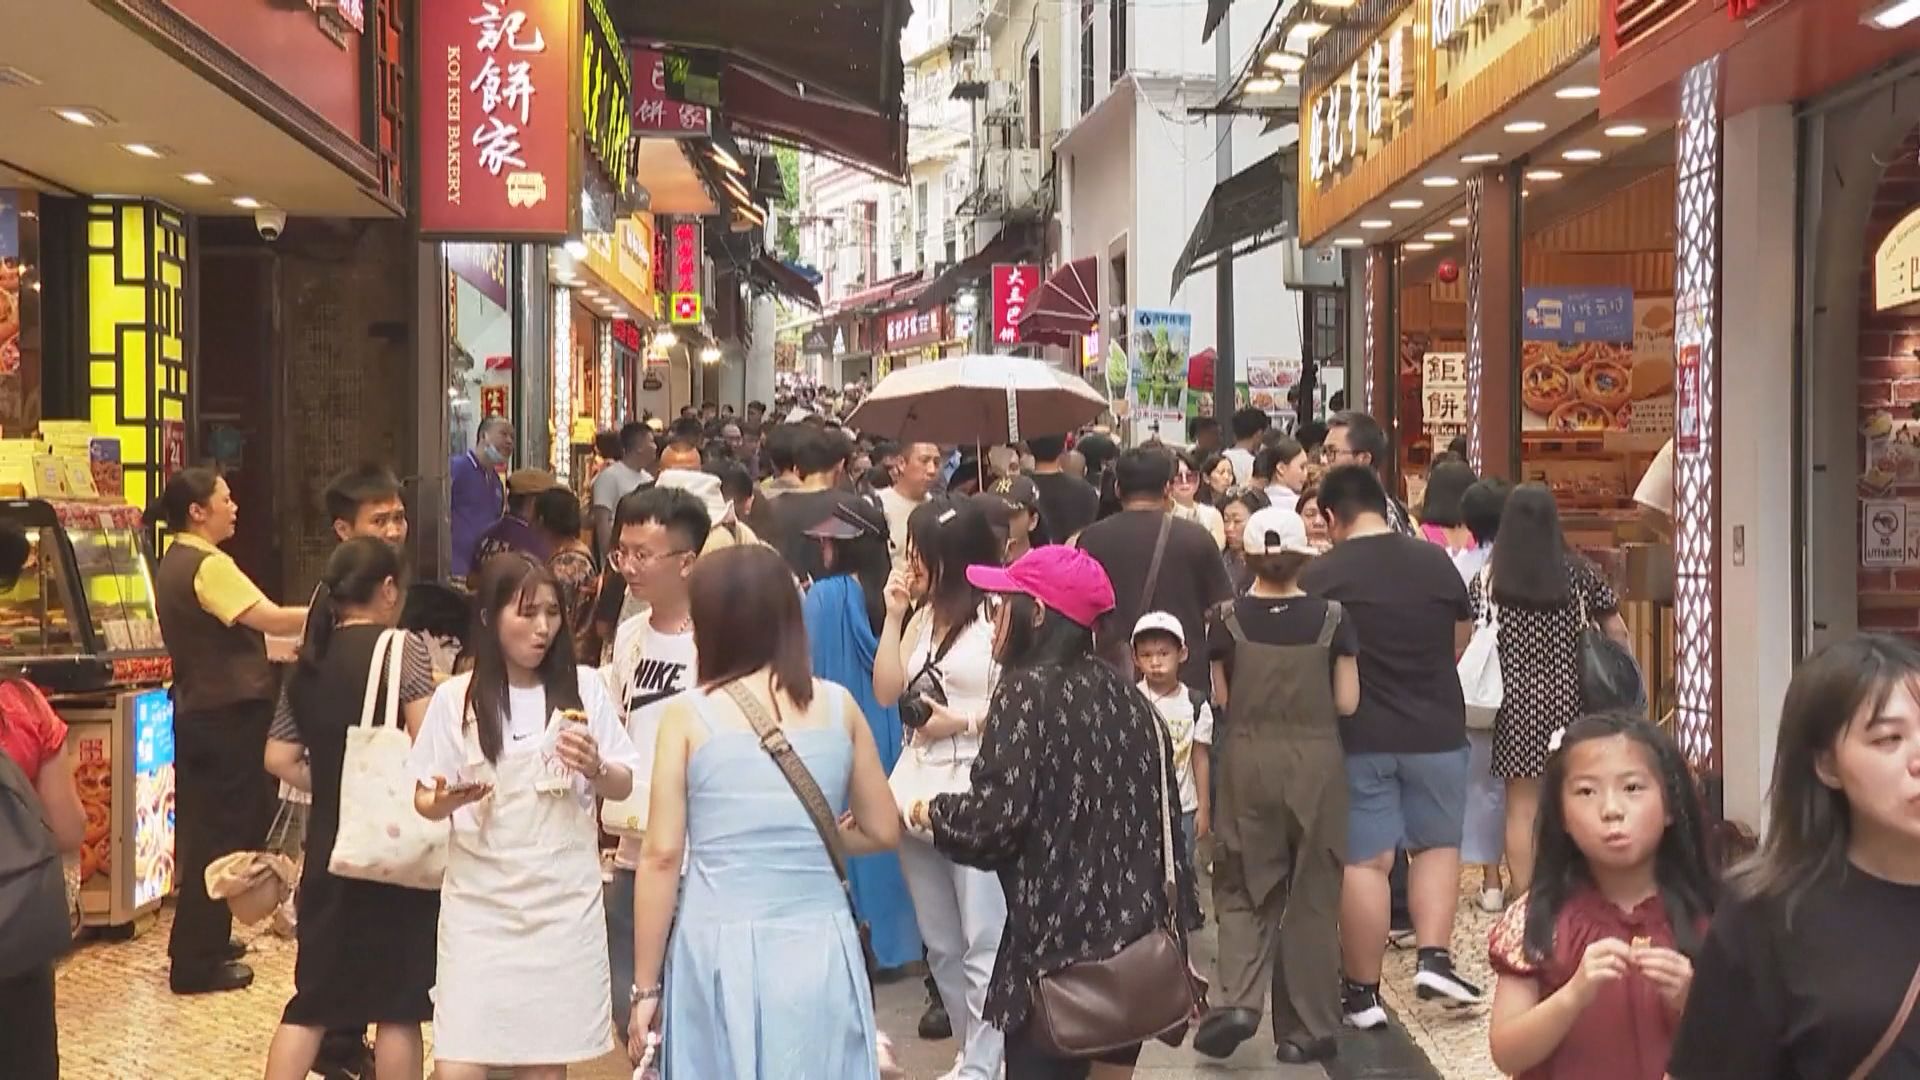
1521 287 1633 342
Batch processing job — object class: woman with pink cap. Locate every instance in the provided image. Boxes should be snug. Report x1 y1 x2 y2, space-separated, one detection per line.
906 546 1200 1079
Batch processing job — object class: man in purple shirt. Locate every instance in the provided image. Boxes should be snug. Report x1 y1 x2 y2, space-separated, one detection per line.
450 417 511 579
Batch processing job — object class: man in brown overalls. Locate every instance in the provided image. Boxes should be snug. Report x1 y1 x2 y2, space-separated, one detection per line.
1193 506 1361 1065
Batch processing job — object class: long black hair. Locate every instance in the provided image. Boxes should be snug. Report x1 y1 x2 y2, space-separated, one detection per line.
1489 482 1575 609
299 537 401 673
1523 713 1714 964
464 552 582 763
1729 634 1920 921
994 593 1096 671
907 496 1000 634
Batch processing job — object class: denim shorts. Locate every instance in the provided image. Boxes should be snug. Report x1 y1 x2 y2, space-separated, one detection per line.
1343 747 1471 863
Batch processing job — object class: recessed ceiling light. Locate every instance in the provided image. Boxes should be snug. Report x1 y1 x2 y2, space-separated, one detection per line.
180 172 215 186
1604 124 1648 138
1288 20 1331 39
1504 120 1548 134
1423 176 1460 188
1562 148 1603 162
1311 0 1356 7
1864 0 1920 29
1404 241 1436 252
1555 85 1602 100
1360 219 1393 229
1245 78 1283 94
1460 152 1501 165
1264 51 1305 71
582 288 600 298
1388 198 1424 210
122 143 166 159
1449 216 1470 227
1332 237 1365 247
1523 189 1534 198
1424 231 1456 242
230 196 262 209
50 106 112 127
1525 168 1563 181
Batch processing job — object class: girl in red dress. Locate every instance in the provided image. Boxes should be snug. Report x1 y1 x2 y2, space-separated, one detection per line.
1487 713 1715 1079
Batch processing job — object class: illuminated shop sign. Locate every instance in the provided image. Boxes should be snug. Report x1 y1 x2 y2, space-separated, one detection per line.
581 0 633 192
1307 24 1413 185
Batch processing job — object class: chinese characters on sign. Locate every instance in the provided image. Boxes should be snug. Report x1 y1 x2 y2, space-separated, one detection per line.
670 221 701 294
580 0 632 193
1421 352 1469 439
1307 23 1412 184
1675 343 1701 453
1874 206 1920 312
630 47 711 136
1127 309 1191 445
419 0 575 238
882 308 944 351
1521 287 1635 342
992 264 1038 347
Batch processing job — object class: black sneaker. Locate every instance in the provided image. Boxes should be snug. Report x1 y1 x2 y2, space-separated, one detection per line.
917 996 952 1040
1414 953 1484 1006
1342 982 1387 1031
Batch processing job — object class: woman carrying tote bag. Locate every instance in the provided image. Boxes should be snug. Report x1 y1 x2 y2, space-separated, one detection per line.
262 538 440 1080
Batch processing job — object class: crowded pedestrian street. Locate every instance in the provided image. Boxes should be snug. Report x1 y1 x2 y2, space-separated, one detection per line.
5 0 1920 1078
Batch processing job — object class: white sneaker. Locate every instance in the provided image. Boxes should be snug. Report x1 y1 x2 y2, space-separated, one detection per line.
1478 887 1506 913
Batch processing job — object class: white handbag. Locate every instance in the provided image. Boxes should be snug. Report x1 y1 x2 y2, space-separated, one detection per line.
329 629 448 890
890 741 974 843
1458 568 1503 732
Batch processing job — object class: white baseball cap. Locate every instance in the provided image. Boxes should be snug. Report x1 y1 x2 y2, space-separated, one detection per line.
1131 610 1185 645
1242 506 1319 556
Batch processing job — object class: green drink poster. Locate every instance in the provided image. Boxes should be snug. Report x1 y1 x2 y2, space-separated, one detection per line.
1129 308 1190 445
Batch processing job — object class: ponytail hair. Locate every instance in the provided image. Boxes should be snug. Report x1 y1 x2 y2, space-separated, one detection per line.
144 466 222 532
299 537 402 672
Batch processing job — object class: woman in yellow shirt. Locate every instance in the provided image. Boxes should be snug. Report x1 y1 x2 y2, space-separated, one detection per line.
149 466 307 995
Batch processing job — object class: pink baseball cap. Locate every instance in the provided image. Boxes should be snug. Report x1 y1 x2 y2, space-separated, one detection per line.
966 546 1116 629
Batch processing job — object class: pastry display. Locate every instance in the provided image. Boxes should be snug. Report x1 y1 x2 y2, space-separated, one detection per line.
1547 400 1614 431
76 756 111 885
1523 361 1573 414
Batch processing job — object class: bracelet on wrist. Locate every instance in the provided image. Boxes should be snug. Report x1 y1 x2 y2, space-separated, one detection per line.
630 982 662 1006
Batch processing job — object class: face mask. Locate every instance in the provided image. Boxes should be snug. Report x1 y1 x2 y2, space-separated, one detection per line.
480 442 508 466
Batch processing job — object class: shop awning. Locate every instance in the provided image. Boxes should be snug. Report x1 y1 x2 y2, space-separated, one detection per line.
750 254 823 310
721 67 908 181
1015 256 1099 347
1169 147 1297 292
834 270 925 314
910 225 1042 312
1203 0 1237 41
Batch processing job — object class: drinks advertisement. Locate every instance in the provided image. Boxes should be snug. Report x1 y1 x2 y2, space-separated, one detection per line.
1519 287 1675 432
131 688 176 908
1125 308 1190 444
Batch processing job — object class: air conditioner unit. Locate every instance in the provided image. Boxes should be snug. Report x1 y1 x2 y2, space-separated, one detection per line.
985 79 1021 118
1000 148 1044 210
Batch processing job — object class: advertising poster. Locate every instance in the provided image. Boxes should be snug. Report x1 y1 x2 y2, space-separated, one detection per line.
1126 309 1189 444
1519 287 1676 432
1247 357 1302 424
1421 352 1468 439
131 689 176 908
0 190 21 427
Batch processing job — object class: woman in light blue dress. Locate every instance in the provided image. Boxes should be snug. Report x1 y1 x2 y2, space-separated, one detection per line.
626 545 902 1078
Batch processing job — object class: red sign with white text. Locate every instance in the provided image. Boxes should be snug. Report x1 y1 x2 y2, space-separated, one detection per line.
671 221 701 295
992 263 1040 347
629 47 711 136
419 0 578 238
881 307 946 352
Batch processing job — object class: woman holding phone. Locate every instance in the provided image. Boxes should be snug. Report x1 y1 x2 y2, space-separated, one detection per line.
408 553 641 1079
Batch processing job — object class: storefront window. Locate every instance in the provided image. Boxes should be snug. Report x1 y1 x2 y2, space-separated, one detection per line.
446 243 514 454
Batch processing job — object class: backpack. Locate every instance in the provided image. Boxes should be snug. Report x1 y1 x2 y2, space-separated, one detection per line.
0 709 71 977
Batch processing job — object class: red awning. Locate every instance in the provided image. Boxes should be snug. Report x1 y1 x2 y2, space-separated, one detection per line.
834 271 923 313
722 67 908 181
1016 256 1098 347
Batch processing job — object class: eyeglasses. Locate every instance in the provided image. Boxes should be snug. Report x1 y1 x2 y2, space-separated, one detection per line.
612 547 693 568
1172 471 1199 485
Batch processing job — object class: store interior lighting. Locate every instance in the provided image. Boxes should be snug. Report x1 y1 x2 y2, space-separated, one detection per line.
655 329 678 349
1525 168 1564 181
563 238 590 260
1287 20 1330 40
1388 198 1424 210
1360 219 1392 229
230 196 262 209
1332 238 1365 247
51 106 112 127
1404 241 1435 252
1448 216 1470 228
122 143 165 159
180 172 215 186
1562 148 1604 161
1422 176 1460 188
1460 152 1501 164
1604 124 1648 138
1864 0 1920 27
1504 120 1548 134
1264 51 1305 70
1554 86 1601 100
700 345 723 364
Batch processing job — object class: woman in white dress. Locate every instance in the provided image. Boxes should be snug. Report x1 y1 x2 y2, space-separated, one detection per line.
409 553 642 1079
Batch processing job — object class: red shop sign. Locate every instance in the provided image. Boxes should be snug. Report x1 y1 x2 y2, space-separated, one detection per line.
630 47 711 136
881 307 945 351
991 263 1039 347
1674 343 1701 453
671 221 701 295
419 0 579 239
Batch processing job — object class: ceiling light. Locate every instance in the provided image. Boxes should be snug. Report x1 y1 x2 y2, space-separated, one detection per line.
1360 219 1393 230
1404 242 1436 252
230 196 262 209
122 143 165 159
1422 175 1460 188
1388 198 1424 210
1449 216 1470 227
1245 78 1283 94
1311 0 1356 7
1523 189 1534 198
1504 120 1548 134
1332 238 1365 247
1424 231 1456 242
50 106 112 127
180 172 215 186
1604 124 1648 138
1562 148 1603 162
1263 51 1305 71
564 239 590 260
1555 85 1601 100
1864 0 1920 27
655 330 678 348
1460 152 1501 164
581 288 600 298
700 346 724 364
1288 20 1331 39
1525 168 1563 181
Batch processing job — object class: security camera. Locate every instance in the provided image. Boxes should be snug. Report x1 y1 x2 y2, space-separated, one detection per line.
254 208 286 242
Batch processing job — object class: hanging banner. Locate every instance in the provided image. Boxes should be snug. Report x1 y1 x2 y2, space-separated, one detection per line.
419 0 580 239
991 264 1040 348
1127 309 1190 444
630 47 711 136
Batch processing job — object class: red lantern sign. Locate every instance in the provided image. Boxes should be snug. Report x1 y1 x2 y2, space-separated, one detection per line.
418 0 579 239
991 263 1039 347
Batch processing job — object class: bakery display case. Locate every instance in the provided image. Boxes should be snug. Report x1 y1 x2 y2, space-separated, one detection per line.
67 687 176 930
0 499 165 692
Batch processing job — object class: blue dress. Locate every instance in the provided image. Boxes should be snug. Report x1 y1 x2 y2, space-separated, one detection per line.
663 687 879 1079
802 575 923 969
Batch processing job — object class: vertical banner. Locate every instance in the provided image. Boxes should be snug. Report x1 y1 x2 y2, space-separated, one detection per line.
419 0 579 238
1127 309 1190 445
991 264 1038 348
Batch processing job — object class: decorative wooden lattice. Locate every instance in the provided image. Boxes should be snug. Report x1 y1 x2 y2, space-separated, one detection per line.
1464 174 1486 476
1672 57 1721 774
1364 248 1381 416
551 290 572 483
85 200 189 514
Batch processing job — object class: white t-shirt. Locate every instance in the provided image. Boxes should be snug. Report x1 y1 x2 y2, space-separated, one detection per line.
1633 438 1674 518
878 486 925 563
1264 484 1300 513
1172 501 1226 550
591 461 653 512
905 605 998 766
408 668 641 830
1138 681 1215 814
606 617 697 869
1224 447 1256 487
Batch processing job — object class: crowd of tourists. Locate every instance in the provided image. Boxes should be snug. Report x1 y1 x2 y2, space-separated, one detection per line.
1 397 1918 1080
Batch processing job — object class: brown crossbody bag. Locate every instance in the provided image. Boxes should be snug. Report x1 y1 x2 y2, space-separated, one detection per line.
1847 960 1920 1080
1025 687 1207 1056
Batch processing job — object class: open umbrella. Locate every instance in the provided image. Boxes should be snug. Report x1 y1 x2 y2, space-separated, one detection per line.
845 354 1107 445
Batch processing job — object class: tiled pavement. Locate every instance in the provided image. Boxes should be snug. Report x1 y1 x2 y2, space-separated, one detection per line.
52 890 1498 1079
